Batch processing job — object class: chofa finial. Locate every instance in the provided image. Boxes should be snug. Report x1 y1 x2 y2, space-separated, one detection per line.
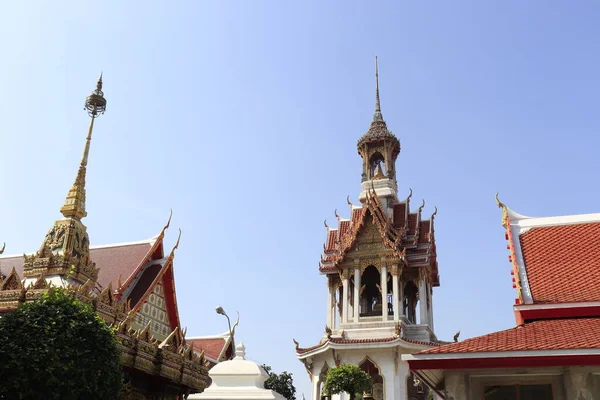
495 193 509 229
0 242 5 254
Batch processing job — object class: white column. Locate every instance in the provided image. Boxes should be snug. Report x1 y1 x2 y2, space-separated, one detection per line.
399 277 404 318
326 279 333 329
312 371 320 400
342 277 349 324
418 279 428 325
353 268 360 322
428 286 434 332
381 266 388 321
392 273 399 321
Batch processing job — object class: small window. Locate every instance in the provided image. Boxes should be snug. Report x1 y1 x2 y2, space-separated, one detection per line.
484 384 553 400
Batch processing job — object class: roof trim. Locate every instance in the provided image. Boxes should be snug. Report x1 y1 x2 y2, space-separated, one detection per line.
508 207 600 229
0 236 158 260
297 337 436 359
404 348 600 361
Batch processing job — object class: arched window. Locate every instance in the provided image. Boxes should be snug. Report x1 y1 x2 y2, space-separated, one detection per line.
360 266 382 317
360 358 384 400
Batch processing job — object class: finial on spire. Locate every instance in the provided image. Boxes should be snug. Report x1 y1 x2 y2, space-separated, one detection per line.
373 56 383 122
60 75 107 220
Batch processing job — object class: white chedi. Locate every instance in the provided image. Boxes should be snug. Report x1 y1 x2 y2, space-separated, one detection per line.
189 343 285 400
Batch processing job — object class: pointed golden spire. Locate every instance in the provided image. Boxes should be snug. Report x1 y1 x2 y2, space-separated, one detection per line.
60 74 107 220
373 56 383 122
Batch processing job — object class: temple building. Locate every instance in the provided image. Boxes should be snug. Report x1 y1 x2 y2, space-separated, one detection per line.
0 77 210 399
404 198 600 399
295 59 446 400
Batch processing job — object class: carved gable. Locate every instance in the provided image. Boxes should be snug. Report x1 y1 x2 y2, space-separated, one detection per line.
131 282 172 341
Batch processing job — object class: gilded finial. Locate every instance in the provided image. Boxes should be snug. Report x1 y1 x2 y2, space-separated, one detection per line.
373 56 383 122
0 242 4 255
324 219 328 229
432 206 438 218
495 193 509 228
60 75 107 221
418 199 425 213
293 338 300 350
406 188 413 201
334 209 340 219
346 195 353 207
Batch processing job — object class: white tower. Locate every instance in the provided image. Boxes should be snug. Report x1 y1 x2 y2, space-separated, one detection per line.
295 59 444 400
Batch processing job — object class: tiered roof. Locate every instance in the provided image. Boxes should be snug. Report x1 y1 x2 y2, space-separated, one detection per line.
405 199 600 393
320 189 439 285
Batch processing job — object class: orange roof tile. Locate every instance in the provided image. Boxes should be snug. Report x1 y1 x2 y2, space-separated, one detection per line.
188 338 228 361
419 318 600 354
519 222 600 303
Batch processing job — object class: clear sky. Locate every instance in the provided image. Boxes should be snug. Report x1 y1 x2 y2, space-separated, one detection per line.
1 1 600 397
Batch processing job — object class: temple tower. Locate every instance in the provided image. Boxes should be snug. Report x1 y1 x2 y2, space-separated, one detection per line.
295 59 443 400
22 76 107 288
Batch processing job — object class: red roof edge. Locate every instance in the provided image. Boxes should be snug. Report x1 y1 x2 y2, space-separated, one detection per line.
132 234 182 332
516 304 600 323
119 211 173 294
408 354 600 371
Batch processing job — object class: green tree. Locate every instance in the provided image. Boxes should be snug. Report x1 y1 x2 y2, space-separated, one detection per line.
0 287 123 400
323 364 372 400
262 364 297 400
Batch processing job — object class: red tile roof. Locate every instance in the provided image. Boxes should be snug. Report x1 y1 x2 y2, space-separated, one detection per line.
418 221 431 244
0 240 154 291
407 213 418 235
393 203 406 227
188 338 228 361
419 318 600 354
519 222 600 304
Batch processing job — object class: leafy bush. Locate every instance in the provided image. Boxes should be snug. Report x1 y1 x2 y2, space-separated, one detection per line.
323 364 372 400
263 364 297 400
0 287 123 400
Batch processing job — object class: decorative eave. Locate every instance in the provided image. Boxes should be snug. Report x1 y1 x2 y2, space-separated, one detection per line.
295 335 440 359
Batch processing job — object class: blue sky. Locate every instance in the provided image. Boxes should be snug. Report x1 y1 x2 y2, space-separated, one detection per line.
2 1 600 397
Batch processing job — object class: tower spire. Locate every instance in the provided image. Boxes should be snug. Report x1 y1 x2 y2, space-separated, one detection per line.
373 56 383 122
60 74 107 220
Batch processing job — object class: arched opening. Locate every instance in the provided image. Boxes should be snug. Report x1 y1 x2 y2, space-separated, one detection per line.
359 266 382 317
318 363 329 399
336 285 343 326
404 281 418 324
359 358 384 400
369 152 386 179
385 272 393 316
406 373 427 400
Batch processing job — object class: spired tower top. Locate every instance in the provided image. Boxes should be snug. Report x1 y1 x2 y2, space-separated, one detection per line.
60 74 106 221
357 58 401 208
23 75 106 285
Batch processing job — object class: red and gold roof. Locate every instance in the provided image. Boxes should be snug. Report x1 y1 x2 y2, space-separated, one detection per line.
320 189 439 286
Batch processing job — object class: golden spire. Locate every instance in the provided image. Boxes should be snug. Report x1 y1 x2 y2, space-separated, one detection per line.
60 74 107 220
373 56 383 122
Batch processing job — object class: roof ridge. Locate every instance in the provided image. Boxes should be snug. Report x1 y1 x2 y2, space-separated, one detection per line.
0 236 157 259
